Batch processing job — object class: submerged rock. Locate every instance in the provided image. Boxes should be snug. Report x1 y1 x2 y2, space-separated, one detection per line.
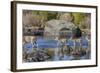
27 50 50 62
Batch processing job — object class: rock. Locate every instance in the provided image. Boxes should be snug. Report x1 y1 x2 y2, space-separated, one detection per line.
59 13 73 22
23 14 41 27
44 19 76 39
29 50 50 62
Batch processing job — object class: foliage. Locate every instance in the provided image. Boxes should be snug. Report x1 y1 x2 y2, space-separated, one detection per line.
31 11 87 25
72 13 86 25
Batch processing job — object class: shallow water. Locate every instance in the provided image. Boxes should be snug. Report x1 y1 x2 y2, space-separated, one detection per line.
51 53 90 61
23 37 90 62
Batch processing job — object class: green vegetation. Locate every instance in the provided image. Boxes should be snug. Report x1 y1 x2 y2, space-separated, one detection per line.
23 10 90 29
72 13 86 25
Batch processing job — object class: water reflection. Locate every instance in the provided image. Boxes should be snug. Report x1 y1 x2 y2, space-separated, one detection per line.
23 36 90 62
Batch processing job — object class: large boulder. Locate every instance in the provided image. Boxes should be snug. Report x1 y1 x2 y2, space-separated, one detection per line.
44 19 76 39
